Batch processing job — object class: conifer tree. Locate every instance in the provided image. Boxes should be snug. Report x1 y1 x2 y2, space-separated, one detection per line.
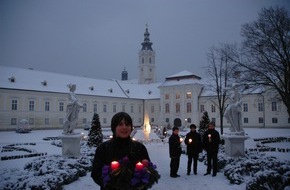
87 113 103 147
199 111 210 138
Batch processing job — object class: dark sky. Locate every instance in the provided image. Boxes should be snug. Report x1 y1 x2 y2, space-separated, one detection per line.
1 0 289 82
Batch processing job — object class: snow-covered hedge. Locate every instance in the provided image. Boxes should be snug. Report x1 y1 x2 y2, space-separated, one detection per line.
0 143 95 190
221 152 290 189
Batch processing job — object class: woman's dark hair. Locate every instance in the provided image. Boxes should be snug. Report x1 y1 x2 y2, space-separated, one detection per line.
111 112 133 136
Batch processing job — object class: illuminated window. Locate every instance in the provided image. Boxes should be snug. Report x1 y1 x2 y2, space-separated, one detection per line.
186 92 192 99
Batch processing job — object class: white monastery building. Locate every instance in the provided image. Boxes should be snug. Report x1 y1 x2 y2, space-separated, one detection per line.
0 27 289 131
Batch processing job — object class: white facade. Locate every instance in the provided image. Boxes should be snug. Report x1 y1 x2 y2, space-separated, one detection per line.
0 66 289 131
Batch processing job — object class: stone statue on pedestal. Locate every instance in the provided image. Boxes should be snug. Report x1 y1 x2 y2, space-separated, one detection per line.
63 84 83 134
224 84 244 135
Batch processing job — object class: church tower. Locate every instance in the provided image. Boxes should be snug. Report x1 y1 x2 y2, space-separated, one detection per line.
138 26 156 84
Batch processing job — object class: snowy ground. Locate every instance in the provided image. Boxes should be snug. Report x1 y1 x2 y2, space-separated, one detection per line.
0 127 289 190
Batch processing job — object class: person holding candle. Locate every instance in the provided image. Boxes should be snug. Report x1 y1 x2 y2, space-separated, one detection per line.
202 121 221 177
184 124 202 175
169 126 182 178
91 112 151 190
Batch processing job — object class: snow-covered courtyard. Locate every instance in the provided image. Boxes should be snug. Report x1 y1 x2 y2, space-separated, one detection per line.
0 127 290 190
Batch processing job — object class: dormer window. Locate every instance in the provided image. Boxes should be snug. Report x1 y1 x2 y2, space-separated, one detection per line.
41 80 47 86
89 86 94 91
125 89 130 94
8 76 15 83
148 90 152 95
108 88 113 93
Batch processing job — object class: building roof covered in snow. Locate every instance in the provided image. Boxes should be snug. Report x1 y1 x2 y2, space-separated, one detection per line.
0 65 161 99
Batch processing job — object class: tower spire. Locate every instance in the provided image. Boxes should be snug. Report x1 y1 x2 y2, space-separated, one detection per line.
141 25 153 51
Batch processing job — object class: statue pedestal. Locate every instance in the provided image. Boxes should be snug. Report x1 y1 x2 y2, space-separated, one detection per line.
222 134 249 157
60 133 82 158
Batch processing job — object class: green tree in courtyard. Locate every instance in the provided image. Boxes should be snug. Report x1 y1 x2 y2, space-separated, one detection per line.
87 113 103 147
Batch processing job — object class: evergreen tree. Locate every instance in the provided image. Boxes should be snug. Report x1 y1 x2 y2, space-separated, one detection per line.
198 111 210 138
87 113 103 147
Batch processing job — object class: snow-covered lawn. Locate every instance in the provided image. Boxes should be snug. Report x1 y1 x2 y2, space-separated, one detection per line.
0 127 289 190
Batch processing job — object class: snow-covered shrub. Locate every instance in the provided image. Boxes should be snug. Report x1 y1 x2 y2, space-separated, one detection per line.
223 152 290 188
16 119 31 133
246 170 285 190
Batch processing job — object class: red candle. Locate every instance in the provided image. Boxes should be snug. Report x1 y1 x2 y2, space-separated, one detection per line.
142 159 149 167
136 162 144 170
111 161 119 170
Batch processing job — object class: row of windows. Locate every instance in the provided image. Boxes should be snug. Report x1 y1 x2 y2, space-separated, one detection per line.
165 92 192 100
199 102 278 113
164 102 192 113
11 100 145 114
10 116 159 127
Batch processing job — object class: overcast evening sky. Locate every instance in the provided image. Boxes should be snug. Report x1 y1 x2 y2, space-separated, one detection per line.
1 0 289 82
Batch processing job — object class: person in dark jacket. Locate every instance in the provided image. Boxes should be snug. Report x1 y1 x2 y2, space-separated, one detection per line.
91 112 150 190
184 124 202 175
202 121 221 177
169 126 182 178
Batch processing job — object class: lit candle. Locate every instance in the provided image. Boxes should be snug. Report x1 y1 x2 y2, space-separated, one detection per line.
189 138 192 143
208 134 212 142
136 162 144 170
111 161 119 170
180 138 183 143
